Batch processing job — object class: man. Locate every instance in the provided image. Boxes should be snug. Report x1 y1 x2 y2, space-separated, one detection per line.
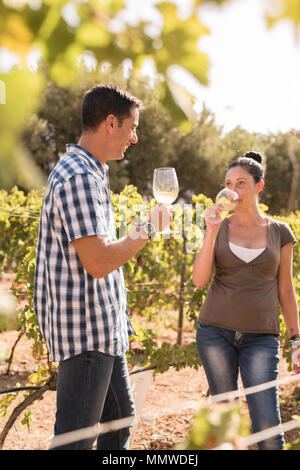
34 84 172 450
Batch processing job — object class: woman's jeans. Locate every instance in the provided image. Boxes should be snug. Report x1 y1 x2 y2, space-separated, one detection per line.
51 351 135 450
196 322 284 450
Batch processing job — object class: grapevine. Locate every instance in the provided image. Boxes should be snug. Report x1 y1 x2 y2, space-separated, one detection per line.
0 186 299 449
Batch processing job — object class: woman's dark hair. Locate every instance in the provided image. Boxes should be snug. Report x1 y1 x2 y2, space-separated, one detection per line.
82 83 143 132
226 151 265 183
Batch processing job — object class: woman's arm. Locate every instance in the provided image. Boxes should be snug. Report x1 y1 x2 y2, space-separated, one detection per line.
192 207 222 288
278 243 299 338
192 231 217 287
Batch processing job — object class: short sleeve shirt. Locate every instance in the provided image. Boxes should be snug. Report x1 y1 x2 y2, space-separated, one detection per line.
34 144 135 362
198 217 297 334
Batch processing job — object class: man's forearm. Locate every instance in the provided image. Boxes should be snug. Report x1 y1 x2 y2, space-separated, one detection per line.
90 227 149 278
72 204 172 278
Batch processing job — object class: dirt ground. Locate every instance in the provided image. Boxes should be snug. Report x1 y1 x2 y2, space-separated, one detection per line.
0 271 299 451
0 328 300 451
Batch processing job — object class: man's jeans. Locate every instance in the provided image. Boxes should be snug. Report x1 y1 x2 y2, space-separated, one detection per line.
196 322 284 450
51 351 135 450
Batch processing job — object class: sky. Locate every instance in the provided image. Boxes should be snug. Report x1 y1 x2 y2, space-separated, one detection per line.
119 0 300 135
186 0 300 135
1 0 299 135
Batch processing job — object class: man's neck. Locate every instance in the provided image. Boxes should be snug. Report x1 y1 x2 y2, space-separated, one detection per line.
77 133 108 165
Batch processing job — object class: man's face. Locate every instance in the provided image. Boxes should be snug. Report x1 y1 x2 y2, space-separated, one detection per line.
113 106 139 160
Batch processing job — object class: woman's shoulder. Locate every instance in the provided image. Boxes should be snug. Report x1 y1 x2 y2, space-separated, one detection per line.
267 217 297 245
226 215 282 229
267 216 291 229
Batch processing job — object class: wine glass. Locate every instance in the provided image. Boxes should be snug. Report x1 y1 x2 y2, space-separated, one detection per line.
152 168 179 235
153 168 179 205
208 188 239 224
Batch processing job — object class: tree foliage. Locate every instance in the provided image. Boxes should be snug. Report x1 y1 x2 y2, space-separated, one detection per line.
263 133 300 214
1 0 300 191
0 0 232 190
266 0 300 34
21 69 300 213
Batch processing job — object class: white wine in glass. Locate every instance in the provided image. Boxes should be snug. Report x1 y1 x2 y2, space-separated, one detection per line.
208 188 239 224
153 167 179 235
153 190 179 205
153 168 179 205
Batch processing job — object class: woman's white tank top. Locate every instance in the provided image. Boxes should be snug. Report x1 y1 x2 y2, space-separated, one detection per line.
228 241 265 263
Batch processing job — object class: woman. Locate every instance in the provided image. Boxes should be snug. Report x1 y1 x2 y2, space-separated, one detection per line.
193 151 300 450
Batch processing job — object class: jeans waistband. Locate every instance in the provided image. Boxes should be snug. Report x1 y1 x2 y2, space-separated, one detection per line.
198 321 279 341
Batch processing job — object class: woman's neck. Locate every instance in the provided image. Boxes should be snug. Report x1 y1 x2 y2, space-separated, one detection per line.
230 208 266 227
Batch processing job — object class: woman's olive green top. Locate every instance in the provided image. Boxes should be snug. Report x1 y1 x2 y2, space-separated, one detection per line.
198 217 297 334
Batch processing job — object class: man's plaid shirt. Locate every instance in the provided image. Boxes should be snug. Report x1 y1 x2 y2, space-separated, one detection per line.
34 144 135 362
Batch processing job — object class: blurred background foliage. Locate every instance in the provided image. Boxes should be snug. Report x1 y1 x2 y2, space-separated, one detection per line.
0 0 300 214
21 67 300 214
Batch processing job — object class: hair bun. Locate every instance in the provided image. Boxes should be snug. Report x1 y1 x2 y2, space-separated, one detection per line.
244 151 263 164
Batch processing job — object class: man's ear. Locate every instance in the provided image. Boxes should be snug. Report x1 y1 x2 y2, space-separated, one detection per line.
106 114 117 134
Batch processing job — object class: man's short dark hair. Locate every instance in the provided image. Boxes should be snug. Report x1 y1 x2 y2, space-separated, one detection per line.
82 83 143 132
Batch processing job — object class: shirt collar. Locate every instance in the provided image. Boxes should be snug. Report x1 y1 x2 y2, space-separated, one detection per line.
66 144 106 180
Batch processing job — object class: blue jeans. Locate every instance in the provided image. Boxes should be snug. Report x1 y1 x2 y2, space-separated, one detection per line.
52 351 135 450
196 322 284 450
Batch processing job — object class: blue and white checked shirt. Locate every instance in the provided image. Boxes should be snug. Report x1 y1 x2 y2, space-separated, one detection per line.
34 144 135 362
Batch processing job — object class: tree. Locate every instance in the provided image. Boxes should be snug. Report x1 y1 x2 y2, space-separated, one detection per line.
0 0 230 117
264 132 300 214
124 90 181 196
170 106 226 201
0 67 46 190
0 0 232 190
286 132 300 214
21 65 181 194
1 0 299 191
21 69 240 202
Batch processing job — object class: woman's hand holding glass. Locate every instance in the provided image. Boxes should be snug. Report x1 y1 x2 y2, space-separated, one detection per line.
205 188 239 231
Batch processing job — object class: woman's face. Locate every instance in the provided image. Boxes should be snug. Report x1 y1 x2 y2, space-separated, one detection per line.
224 165 264 213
